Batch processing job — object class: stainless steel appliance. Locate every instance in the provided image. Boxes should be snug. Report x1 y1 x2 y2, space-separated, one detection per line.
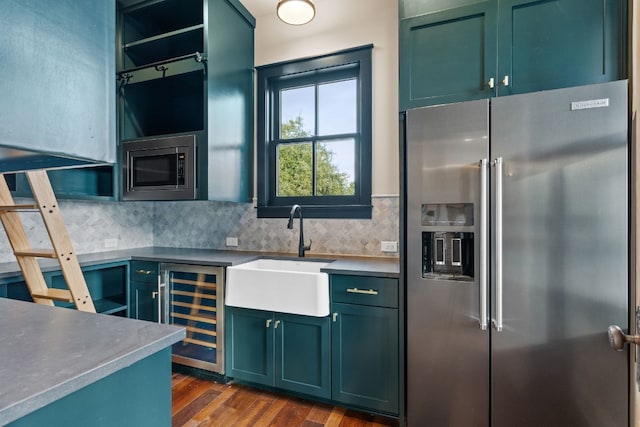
122 134 196 200
404 81 629 426
159 263 225 374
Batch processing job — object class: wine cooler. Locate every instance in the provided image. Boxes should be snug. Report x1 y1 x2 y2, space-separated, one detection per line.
160 263 225 374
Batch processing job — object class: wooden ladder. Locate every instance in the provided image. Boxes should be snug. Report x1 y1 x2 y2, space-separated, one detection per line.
0 170 95 312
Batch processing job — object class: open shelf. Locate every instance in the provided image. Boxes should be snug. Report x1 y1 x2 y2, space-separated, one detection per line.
122 0 203 44
121 70 204 139
48 262 129 316
95 297 128 315
123 26 204 70
9 166 114 200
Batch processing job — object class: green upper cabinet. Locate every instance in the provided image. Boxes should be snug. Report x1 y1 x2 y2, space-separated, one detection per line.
497 0 626 96
117 0 255 202
400 1 498 108
9 166 115 200
0 0 116 170
399 0 627 110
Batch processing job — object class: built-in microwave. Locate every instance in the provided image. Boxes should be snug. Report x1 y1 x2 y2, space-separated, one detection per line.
122 134 197 200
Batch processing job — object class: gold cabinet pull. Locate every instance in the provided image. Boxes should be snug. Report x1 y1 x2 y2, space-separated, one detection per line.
135 269 153 275
266 319 272 328
346 287 378 295
274 320 281 329
332 313 338 322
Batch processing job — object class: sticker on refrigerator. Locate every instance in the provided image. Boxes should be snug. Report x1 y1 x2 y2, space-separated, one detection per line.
570 98 609 111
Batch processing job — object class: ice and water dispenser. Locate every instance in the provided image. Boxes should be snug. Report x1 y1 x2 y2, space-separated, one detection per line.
421 203 474 281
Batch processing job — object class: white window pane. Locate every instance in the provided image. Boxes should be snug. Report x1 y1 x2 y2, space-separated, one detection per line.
277 143 313 196
280 86 315 139
318 79 357 136
316 139 355 196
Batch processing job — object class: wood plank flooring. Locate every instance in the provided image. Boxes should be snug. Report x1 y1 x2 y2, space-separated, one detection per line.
172 373 399 427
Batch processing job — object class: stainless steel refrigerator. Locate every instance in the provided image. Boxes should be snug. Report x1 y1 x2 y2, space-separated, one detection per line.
404 80 629 427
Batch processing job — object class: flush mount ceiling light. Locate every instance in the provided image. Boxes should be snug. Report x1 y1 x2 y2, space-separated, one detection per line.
277 0 316 25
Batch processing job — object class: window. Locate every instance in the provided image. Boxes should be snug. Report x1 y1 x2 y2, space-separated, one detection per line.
256 45 372 218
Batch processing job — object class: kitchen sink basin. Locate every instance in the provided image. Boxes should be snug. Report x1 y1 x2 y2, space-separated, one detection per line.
225 258 332 317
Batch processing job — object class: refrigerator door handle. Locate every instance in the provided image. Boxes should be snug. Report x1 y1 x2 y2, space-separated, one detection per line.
479 158 488 330
157 272 167 324
608 325 640 350
492 157 504 332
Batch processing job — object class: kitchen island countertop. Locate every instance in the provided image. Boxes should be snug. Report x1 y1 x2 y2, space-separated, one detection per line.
0 298 184 425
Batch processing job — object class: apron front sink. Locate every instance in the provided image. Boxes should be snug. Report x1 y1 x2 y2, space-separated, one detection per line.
225 258 331 317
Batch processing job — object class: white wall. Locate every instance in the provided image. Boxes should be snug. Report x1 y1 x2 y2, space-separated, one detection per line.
251 0 399 196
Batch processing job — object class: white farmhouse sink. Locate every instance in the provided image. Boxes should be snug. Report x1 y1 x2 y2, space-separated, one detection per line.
225 258 331 317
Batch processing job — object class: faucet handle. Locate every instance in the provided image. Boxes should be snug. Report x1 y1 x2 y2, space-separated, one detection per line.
304 239 312 251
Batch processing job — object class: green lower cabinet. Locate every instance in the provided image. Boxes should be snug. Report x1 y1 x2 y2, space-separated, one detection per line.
226 307 331 399
129 261 160 322
8 348 172 427
1 263 128 315
331 302 399 415
45 261 128 315
130 281 158 322
2 277 32 301
226 307 274 386
275 313 331 399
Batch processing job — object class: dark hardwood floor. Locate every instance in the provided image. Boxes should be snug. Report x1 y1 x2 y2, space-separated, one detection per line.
172 373 399 427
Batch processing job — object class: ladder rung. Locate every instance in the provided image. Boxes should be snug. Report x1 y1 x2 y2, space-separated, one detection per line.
32 288 73 303
14 249 56 258
0 204 39 212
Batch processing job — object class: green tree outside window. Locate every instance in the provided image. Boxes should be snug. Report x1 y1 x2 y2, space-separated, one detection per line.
277 117 354 197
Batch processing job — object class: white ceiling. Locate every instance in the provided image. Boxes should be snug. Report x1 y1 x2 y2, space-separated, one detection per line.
240 0 278 18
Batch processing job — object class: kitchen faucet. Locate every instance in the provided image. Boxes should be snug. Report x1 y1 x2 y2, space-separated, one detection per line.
287 204 311 257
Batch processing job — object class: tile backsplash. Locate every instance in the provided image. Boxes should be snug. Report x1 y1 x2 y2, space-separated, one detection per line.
153 196 399 257
0 196 399 262
0 199 154 263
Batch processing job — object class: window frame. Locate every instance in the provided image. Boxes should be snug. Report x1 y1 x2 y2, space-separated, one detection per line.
256 45 373 219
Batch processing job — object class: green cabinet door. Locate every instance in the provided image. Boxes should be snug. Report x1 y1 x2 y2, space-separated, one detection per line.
0 0 116 168
130 281 158 322
226 308 331 399
129 261 159 321
400 1 498 110
275 313 331 399
400 0 627 109
331 302 399 414
226 307 274 386
497 0 626 96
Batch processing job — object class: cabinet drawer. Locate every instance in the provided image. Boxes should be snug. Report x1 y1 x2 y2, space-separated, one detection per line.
130 261 159 283
331 275 398 308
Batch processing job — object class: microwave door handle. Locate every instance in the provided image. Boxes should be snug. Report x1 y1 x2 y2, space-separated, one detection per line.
128 153 134 191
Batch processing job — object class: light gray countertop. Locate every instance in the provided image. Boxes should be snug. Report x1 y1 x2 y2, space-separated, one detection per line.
321 257 399 278
0 299 185 425
0 247 399 281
